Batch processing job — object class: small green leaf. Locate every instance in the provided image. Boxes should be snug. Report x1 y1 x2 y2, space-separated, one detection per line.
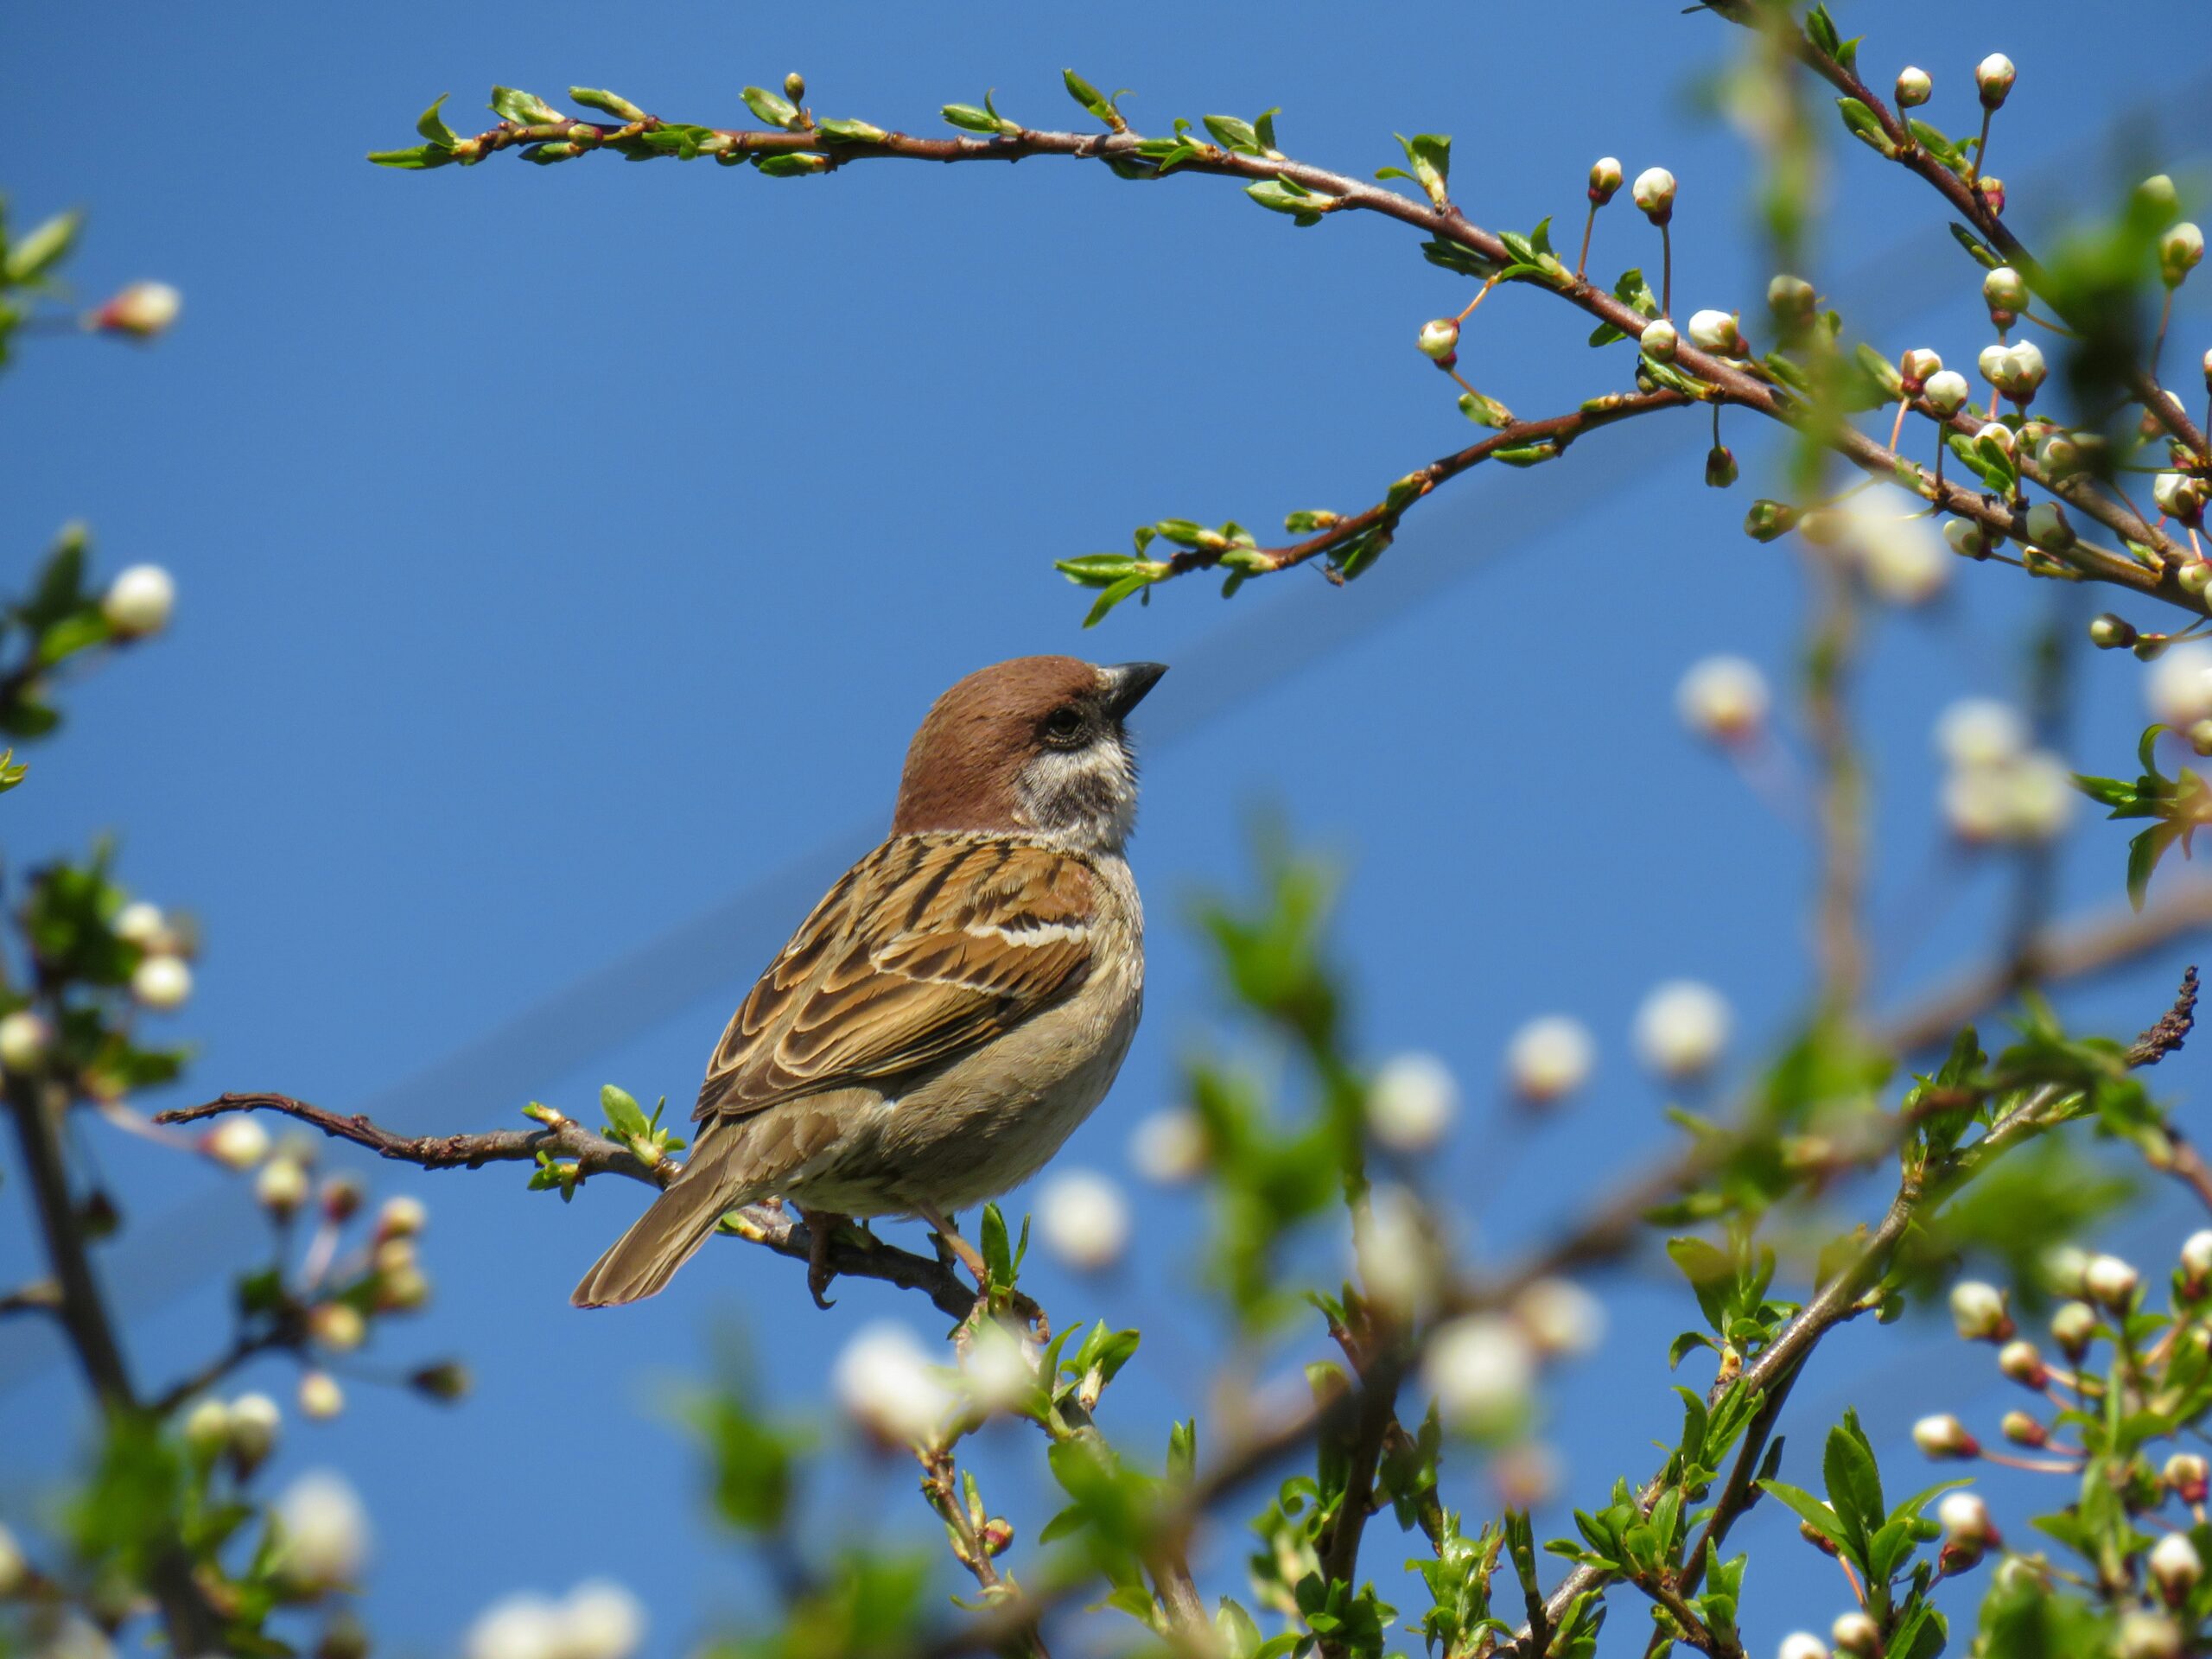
366 145 455 171
815 118 887 144
490 86 568 127
4 210 82 284
1062 69 1121 130
569 87 645 123
741 86 800 129
416 93 459 147
601 1084 650 1140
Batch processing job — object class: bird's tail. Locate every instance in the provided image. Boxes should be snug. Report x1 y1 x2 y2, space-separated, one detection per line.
571 1122 750 1308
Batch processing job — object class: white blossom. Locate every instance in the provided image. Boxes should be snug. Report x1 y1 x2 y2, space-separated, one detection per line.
101 564 175 635
1367 1052 1459 1151
960 1319 1039 1414
1948 1280 2009 1341
2146 642 2212 725
207 1116 271 1172
1422 1314 1535 1433
1512 1277 1605 1357
1504 1015 1595 1105
228 1392 280 1472
2084 1252 2140 1308
276 1470 368 1584
1128 1107 1208 1184
1936 699 2028 770
0 1009 50 1071
92 281 181 338
1675 655 1769 743
130 953 192 1010
1035 1169 1130 1271
1633 981 1732 1079
1777 1635 1829 1659
2150 1531 2202 1599
298 1369 345 1420
1354 1183 1438 1321
1938 1490 1992 1543
833 1321 950 1444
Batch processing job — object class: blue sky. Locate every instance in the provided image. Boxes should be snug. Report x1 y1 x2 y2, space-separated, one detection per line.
6 1 2212 1653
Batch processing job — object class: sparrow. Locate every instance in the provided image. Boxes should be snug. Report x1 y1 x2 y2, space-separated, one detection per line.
573 655 1166 1308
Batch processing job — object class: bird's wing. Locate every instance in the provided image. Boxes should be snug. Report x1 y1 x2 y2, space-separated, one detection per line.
694 834 1099 1119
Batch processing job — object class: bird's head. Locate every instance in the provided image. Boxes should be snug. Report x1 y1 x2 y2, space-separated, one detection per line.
892 657 1168 854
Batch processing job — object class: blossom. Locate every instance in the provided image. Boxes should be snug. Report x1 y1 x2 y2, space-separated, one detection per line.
1633 981 1732 1079
1423 1314 1535 1433
1128 1107 1207 1184
1035 1169 1130 1271
833 1321 950 1444
275 1470 369 1584
1503 1015 1595 1105
91 282 181 338
1675 655 1769 742
1935 699 2027 770
1367 1052 1459 1151
101 564 175 635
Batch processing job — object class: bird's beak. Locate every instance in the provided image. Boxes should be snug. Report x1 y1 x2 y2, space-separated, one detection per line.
1104 661 1168 719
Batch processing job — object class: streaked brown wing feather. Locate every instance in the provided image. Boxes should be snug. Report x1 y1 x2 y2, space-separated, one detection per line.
694 835 1096 1119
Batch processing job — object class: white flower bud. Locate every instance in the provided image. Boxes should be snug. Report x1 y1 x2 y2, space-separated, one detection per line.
2182 1229 2212 1282
1896 66 1933 107
1923 369 1971 417
2203 346 2212 395
1831 1610 1880 1656
2151 1531 2202 1602
2091 613 2139 652
563 1580 648 1659
1355 1182 1438 1322
2118 1611 2183 1659
1978 342 2009 385
308 1300 366 1353
92 281 181 339
1949 1280 2012 1341
181 1396 231 1459
467 1595 565 1659
1128 1107 1207 1184
1912 1413 1979 1459
2050 1299 2098 1357
959 1318 1039 1414
1777 1635 1829 1659
1035 1168 1129 1271
1854 507 1948 606
1633 980 1732 1079
1768 274 1816 327
1676 654 1768 743
376 1193 427 1240
1983 265 2029 316
207 1116 270 1171
1504 1014 1596 1105
0 1522 23 1596
1687 308 1741 355
2162 223 2204 289
1417 317 1460 360
130 952 191 1010
275 1470 368 1585
100 563 175 637
2167 1451 2210 1503
1993 340 2046 399
255 1155 309 1218
1588 156 1624 204
1900 346 1942 385
1936 699 2027 769
1939 1490 1993 1545
2084 1252 2140 1309
1422 1313 1535 1433
2024 500 2073 550
112 899 166 947
298 1370 345 1421
1512 1276 1606 1358
1998 1338 2048 1388
1367 1052 1459 1151
227 1392 280 1474
2002 751 2075 843
1974 53 2016 109
1631 167 1676 223
2139 175 2180 220
1640 317 1679 362
2149 643 2212 724
2001 1408 2048 1446
0 1009 50 1072
834 1321 950 1445
2154 471 2209 521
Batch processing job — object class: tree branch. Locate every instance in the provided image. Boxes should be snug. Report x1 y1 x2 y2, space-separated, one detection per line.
388 100 2202 616
154 1093 982 1323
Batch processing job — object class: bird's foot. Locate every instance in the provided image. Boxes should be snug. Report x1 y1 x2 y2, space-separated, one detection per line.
797 1205 850 1310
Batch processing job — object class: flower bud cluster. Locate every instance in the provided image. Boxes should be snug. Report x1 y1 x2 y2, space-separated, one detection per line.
1933 697 2072 844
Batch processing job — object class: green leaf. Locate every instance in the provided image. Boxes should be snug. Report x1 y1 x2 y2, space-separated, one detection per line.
489 86 568 127
416 94 459 147
601 1084 650 1140
366 145 454 171
1835 98 1896 157
1821 1411 1885 1563
1203 115 1261 155
1245 177 1324 226
1948 222 2003 270
741 86 800 129
2128 822 2178 911
1757 1479 1852 1556
1083 570 1155 627
1062 69 1119 130
569 87 645 123
3 210 82 285
816 118 887 144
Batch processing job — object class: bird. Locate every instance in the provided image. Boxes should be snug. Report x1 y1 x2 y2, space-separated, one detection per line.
572 655 1166 1308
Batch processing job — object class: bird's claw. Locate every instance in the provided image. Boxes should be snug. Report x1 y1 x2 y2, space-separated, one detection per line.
799 1206 849 1311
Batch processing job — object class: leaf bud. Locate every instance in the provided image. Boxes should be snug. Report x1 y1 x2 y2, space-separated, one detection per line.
409 1361 473 1402
784 72 806 105
2162 223 2203 289
1997 1338 2048 1388
1917 370 1967 419
1896 66 1933 108
1911 1413 1979 1459
1975 53 2016 110
1744 499 1798 542
1705 444 1738 489
1687 308 1742 355
1631 166 1675 225
1639 317 1679 362
1588 156 1623 205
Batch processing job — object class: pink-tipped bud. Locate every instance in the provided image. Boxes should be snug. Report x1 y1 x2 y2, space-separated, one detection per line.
1631 167 1675 225
2168 1452 2210 1503
1417 317 1460 361
90 282 181 340
1975 54 2016 110
2001 1409 2048 1447
1832 1610 1881 1656
1997 1339 2048 1389
1896 67 1933 108
2150 1532 2201 1605
1588 156 1623 205
1913 1413 1980 1459
1949 1280 2012 1342
1899 347 1942 391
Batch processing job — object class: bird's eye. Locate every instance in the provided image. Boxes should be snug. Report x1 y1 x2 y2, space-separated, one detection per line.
1042 706 1088 747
